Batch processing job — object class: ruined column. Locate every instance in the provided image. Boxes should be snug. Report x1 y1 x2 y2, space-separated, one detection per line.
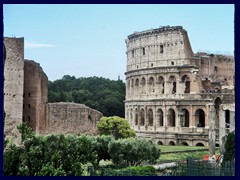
230 111 235 132
209 105 216 159
219 108 226 154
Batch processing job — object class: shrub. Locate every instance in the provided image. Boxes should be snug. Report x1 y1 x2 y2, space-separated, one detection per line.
108 138 161 167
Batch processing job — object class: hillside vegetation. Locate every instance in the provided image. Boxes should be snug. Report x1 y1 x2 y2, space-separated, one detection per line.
48 75 125 117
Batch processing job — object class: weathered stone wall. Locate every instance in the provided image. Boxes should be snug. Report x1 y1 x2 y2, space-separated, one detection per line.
125 26 235 146
45 102 103 135
3 37 24 145
23 60 48 134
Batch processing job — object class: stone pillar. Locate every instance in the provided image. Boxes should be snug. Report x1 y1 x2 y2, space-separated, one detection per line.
209 105 216 159
230 111 235 132
189 105 193 128
219 108 226 154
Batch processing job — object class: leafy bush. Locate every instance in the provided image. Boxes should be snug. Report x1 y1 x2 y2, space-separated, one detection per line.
108 138 161 167
97 116 136 139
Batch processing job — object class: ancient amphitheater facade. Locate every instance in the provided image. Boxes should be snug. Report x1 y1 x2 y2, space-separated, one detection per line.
124 26 235 147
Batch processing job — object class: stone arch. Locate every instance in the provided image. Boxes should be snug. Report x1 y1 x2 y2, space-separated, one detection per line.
158 76 165 94
135 108 138 126
195 109 205 127
169 75 176 94
167 109 175 127
195 142 205 146
140 108 145 126
148 77 155 93
181 142 189 146
135 78 139 95
181 109 189 127
147 108 153 126
141 77 146 94
169 141 175 146
181 75 190 93
157 141 163 145
157 109 164 126
214 97 222 128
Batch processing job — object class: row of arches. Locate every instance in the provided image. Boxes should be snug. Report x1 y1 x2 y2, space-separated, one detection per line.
127 74 190 96
156 141 205 146
128 107 206 128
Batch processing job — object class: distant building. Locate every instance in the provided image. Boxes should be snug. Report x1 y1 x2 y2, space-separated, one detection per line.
124 26 235 152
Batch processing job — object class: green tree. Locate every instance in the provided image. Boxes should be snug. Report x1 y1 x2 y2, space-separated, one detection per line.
97 116 136 139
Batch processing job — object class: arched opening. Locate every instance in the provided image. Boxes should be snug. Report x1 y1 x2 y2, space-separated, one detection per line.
158 76 164 94
157 141 163 145
141 77 146 94
167 109 175 127
148 77 155 93
135 78 139 95
225 110 230 128
215 143 219 147
140 109 145 126
181 109 189 127
135 108 138 126
127 80 130 96
157 109 164 126
131 79 134 96
169 141 175 146
148 109 153 126
196 143 204 146
214 97 222 128
195 109 205 127
130 109 133 124
181 75 190 93
181 142 189 146
169 76 176 94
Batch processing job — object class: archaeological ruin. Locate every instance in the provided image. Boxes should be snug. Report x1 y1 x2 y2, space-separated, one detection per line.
124 26 235 152
3 37 103 144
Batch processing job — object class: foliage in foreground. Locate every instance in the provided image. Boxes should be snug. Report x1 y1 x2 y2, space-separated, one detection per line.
4 129 160 175
97 116 136 139
222 131 235 164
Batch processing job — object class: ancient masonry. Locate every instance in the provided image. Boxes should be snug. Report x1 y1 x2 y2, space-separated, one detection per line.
124 26 235 151
3 37 103 144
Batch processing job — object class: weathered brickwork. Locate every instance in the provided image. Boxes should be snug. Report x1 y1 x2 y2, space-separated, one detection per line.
23 60 48 133
45 103 103 135
125 26 235 148
4 37 24 145
4 37 103 142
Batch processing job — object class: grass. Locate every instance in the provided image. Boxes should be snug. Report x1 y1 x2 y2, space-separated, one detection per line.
158 146 220 162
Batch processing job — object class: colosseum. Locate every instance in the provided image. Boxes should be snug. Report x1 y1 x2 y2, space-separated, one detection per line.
124 26 235 151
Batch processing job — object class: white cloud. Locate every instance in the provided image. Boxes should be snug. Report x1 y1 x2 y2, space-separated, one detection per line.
25 41 57 48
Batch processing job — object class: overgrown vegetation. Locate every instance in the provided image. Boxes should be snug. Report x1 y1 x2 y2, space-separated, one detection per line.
4 125 160 176
48 75 125 117
222 131 235 163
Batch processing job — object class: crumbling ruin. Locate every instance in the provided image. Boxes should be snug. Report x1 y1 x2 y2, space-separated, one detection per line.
124 26 235 151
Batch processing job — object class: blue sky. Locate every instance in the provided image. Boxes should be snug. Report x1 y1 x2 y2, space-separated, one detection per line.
3 4 234 81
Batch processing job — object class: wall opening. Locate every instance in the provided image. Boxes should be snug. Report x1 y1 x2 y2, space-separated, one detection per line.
182 75 190 93
169 141 175 146
157 109 164 126
143 47 145 55
196 109 205 127
181 142 189 146
196 143 204 146
141 77 146 94
135 78 139 95
140 109 145 126
160 45 164 53
148 109 153 126
149 77 154 93
214 97 222 128
157 141 163 145
132 50 134 57
167 109 175 127
225 110 230 128
181 109 189 127
135 109 138 126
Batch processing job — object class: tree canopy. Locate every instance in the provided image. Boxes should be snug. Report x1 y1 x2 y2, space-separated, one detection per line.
97 116 136 139
48 75 125 117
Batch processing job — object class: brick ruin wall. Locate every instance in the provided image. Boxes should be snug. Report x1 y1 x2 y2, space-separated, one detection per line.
45 103 103 135
23 60 48 134
4 37 24 145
